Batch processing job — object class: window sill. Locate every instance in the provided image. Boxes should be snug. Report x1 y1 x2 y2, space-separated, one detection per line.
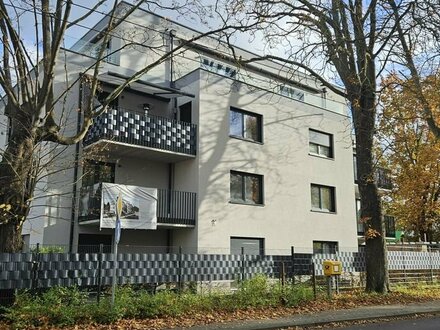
229 201 265 207
308 153 334 160
229 135 263 145
310 209 337 215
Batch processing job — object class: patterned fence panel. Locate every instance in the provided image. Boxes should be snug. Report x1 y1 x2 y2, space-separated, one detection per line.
388 251 440 270
2 250 440 290
312 251 366 276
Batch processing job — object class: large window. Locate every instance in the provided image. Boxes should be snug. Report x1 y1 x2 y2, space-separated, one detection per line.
279 85 305 101
201 58 237 78
230 108 262 143
230 171 263 205
82 160 115 187
311 184 336 212
231 237 264 255
313 241 338 254
309 129 333 158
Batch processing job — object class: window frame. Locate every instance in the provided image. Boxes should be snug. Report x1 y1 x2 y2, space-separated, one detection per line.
230 170 264 206
230 237 265 255
313 241 338 254
82 160 115 187
309 129 334 159
311 184 336 213
229 107 263 143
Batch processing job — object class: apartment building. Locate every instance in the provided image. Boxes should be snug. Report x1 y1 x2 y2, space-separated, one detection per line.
2 3 359 254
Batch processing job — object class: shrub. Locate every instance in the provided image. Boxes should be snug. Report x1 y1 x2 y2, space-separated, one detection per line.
4 276 315 328
4 287 89 328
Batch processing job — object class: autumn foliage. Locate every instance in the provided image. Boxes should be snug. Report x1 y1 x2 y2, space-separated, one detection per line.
378 74 440 241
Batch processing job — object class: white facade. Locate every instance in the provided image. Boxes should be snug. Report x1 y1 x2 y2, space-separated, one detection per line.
3 5 358 254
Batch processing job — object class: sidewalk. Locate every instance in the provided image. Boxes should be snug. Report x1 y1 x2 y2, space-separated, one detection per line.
175 301 440 330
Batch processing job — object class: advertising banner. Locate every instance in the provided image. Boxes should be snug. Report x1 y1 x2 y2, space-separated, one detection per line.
100 183 157 230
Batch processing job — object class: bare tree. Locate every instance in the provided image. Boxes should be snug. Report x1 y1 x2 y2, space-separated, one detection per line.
0 0 242 252
223 0 410 292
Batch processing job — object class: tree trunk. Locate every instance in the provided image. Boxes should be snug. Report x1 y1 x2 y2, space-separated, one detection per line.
0 103 36 252
0 222 23 252
353 95 388 293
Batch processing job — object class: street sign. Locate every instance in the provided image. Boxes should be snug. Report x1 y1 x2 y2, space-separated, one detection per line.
115 193 122 244
116 193 123 218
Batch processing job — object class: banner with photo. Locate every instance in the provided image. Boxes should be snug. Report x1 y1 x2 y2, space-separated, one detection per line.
100 183 157 230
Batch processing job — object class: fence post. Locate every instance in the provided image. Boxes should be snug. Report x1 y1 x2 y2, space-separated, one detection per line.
311 262 316 300
402 247 407 283
429 245 434 284
31 243 40 290
178 246 183 292
97 244 103 304
241 247 245 282
291 246 295 285
281 262 285 287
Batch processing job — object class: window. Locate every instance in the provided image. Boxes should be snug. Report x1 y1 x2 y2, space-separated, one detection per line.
385 215 396 238
309 129 333 158
230 108 262 142
279 85 305 101
231 237 264 255
313 241 338 254
356 199 363 235
230 171 263 205
311 184 336 212
97 90 119 109
82 160 115 187
353 154 358 182
201 58 237 78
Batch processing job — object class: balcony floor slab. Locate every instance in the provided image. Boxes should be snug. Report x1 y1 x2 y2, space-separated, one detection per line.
83 139 196 163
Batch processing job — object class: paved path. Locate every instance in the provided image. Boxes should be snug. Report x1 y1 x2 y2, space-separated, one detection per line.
339 315 440 329
172 301 440 330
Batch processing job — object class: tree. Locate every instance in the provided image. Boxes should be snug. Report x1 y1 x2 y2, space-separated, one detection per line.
378 74 440 241
225 0 408 292
0 0 240 252
388 0 440 138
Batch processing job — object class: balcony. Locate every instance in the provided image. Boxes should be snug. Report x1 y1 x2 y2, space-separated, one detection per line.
83 108 197 162
357 215 396 238
376 168 392 190
79 183 196 227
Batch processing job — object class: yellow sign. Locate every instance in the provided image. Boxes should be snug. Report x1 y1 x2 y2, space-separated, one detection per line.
116 193 123 218
323 260 342 276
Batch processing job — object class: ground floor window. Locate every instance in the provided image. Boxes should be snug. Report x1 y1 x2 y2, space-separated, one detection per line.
230 237 264 255
313 241 338 254
78 234 112 253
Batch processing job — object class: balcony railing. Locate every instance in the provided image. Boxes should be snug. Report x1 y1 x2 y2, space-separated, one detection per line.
78 184 196 227
376 168 392 190
357 215 396 238
70 39 119 65
84 108 197 156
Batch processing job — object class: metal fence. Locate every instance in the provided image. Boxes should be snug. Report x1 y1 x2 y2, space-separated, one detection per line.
1 245 440 296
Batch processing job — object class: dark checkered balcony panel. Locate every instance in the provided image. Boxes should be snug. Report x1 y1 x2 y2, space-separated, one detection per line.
84 108 197 156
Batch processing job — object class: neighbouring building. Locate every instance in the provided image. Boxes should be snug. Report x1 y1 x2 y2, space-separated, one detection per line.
1 3 359 254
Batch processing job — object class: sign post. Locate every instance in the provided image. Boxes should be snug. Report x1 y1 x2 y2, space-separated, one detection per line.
111 193 123 307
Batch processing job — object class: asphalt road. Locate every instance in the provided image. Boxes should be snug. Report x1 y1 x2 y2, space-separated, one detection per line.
337 316 440 330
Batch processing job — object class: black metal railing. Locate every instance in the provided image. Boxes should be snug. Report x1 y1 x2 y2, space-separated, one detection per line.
384 215 396 238
356 215 396 238
157 189 197 226
376 168 392 190
78 183 196 226
84 107 197 156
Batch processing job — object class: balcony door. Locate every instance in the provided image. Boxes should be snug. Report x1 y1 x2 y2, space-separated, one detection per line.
179 101 192 123
82 160 115 187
